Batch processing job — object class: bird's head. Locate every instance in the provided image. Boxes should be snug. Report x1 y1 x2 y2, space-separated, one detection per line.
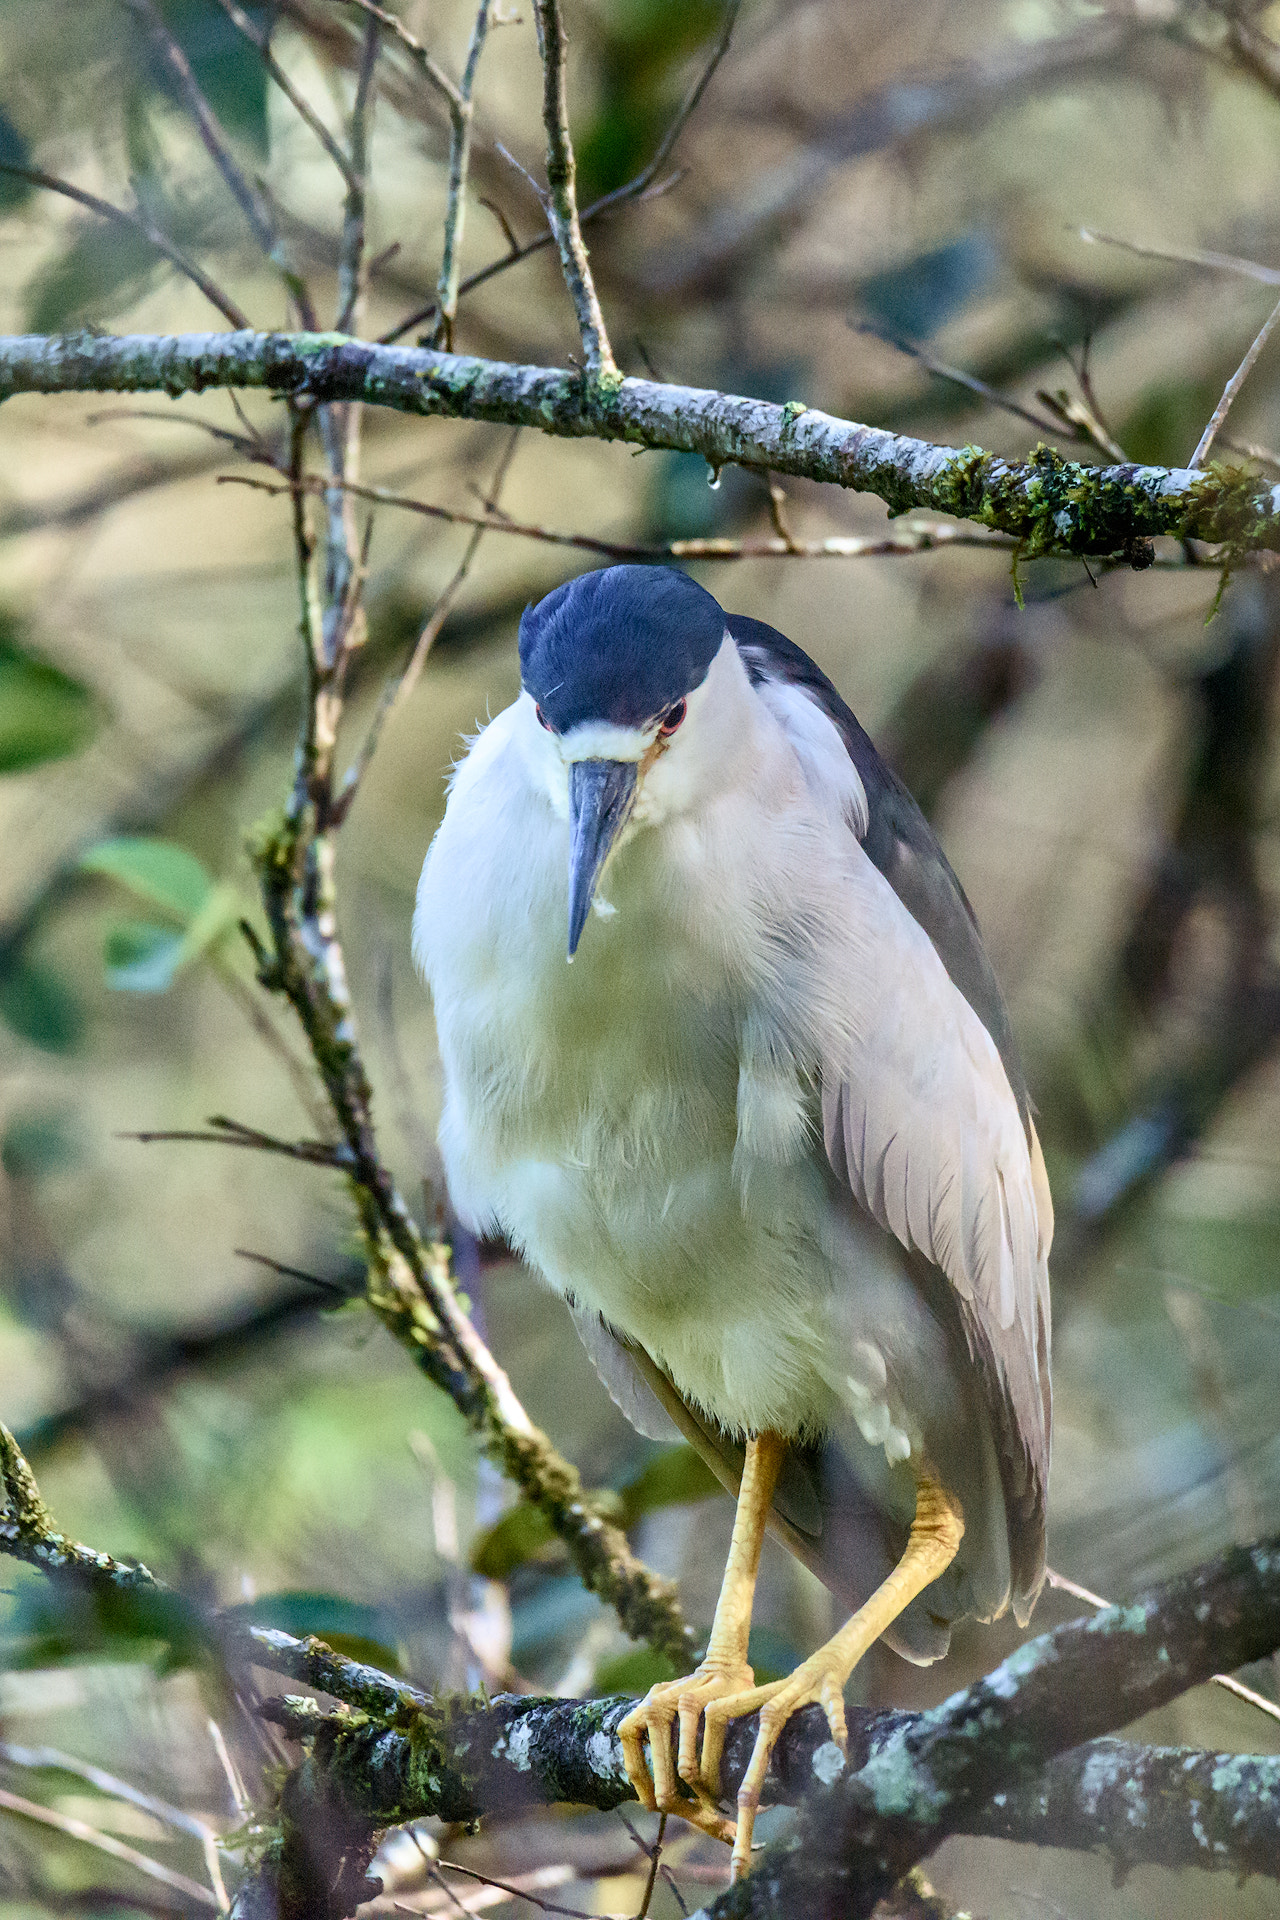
518 565 735 958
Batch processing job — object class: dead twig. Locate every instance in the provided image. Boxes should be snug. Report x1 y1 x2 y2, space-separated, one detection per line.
0 1785 219 1910
0 160 249 328
218 467 1019 561
120 1117 350 1169
380 0 740 343
1191 290 1280 467
332 429 521 823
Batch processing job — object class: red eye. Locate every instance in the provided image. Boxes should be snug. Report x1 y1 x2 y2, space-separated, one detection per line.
659 699 686 737
536 703 554 732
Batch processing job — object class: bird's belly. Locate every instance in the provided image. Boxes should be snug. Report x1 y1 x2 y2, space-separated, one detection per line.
438 957 840 1436
498 1135 839 1438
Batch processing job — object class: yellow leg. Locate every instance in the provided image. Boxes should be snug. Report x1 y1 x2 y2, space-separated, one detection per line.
709 1471 965 1878
618 1433 786 1843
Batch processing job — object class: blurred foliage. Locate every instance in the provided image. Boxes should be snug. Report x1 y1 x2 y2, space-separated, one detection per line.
0 1 1279 1913
576 0 725 197
139 0 271 156
23 217 172 334
858 232 1001 341
0 628 95 775
0 105 30 211
81 837 243 991
0 948 82 1053
472 1443 722 1577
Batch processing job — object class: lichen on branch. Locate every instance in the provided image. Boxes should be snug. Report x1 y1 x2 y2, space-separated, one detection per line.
2 330 1280 556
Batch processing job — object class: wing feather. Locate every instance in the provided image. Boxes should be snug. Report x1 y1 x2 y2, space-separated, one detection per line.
736 618 1052 1622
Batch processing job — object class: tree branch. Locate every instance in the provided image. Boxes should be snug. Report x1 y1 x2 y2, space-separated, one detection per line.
709 1535 1280 1920
435 1 494 350
5 1427 1278 1910
531 0 616 374
255 1687 1280 1887
2 330 1279 555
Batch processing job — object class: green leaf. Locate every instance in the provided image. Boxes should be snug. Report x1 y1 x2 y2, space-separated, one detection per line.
172 880 241 964
618 1444 722 1524
471 1502 558 1578
0 950 83 1052
82 837 213 921
0 636 96 773
104 919 187 993
592 1647 677 1696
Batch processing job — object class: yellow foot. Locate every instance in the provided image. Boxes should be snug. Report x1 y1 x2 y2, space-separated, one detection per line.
617 1661 757 1845
698 1650 850 1880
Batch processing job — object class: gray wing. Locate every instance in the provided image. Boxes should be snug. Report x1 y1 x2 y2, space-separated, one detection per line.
732 614 1052 1624
729 615 1031 1134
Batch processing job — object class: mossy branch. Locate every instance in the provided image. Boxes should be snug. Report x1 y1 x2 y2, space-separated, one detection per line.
2 331 1280 556
4 1427 1279 1920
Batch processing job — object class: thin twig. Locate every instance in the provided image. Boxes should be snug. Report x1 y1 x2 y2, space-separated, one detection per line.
333 0 463 108
1078 226 1280 286
531 0 615 373
123 0 318 326
0 1785 218 1909
433 1860 599 1920
1191 290 1280 467
636 1813 666 1920
331 431 519 822
0 160 249 328
0 1742 214 1843
0 1741 232 1911
210 0 358 190
857 322 1069 439
1221 433 1280 470
207 1720 252 1824
435 0 494 349
379 0 740 344
217 468 1018 561
235 1247 356 1298
212 959 330 1133
119 1119 350 1168
336 14 381 333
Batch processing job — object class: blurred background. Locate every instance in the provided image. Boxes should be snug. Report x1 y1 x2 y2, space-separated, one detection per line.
1 0 1280 1913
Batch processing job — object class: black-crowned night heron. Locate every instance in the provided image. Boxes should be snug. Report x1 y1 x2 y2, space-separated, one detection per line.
414 565 1052 1876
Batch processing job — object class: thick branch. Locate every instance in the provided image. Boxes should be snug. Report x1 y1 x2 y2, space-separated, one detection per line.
2 331 1278 554
5 1440 1278 1903
258 1688 1280 1887
711 1535 1280 1920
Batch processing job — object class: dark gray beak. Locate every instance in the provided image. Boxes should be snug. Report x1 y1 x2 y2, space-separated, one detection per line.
567 759 637 959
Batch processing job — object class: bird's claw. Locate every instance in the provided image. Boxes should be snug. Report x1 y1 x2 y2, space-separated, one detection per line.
710 1653 849 1880
618 1654 848 1880
617 1662 754 1843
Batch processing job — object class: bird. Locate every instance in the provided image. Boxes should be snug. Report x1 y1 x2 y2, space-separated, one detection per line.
414 564 1053 1877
